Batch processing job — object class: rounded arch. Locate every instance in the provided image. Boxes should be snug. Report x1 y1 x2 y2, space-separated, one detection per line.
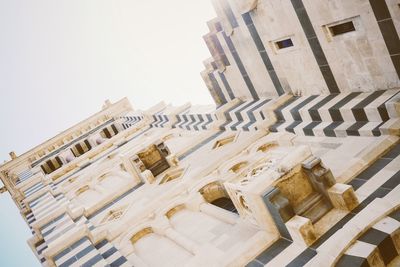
130 227 154 245
229 161 249 174
199 181 238 214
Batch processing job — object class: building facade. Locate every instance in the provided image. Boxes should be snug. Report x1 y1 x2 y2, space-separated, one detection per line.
1 0 400 266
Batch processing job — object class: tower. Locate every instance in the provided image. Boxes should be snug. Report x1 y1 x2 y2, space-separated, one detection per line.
1 0 400 266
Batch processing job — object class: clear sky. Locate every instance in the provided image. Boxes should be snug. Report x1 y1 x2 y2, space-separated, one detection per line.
0 0 216 266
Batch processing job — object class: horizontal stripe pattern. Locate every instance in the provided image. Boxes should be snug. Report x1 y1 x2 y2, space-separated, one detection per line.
120 115 144 129
24 182 46 198
150 114 170 128
269 90 400 137
173 113 217 130
32 193 68 222
16 169 34 185
222 98 271 131
337 212 400 266
95 239 129 266
54 237 107 267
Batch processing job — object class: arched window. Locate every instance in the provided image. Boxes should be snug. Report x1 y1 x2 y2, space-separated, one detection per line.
199 181 238 214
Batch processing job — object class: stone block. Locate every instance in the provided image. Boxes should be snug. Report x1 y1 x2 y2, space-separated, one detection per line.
286 215 316 246
328 183 359 211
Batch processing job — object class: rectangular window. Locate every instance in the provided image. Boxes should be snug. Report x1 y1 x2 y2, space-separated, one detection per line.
329 21 355 36
275 38 294 50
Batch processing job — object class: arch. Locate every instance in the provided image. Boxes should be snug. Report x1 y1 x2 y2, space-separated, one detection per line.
130 227 154 245
74 185 101 206
159 168 184 184
229 161 249 173
199 181 238 214
165 204 185 219
257 142 278 153
131 227 192 267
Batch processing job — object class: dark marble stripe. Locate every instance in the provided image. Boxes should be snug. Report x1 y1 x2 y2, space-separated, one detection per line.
328 92 361 121
219 72 235 100
351 91 385 121
178 131 224 160
222 31 259 100
254 238 292 265
290 0 340 94
81 254 103 267
286 248 318 267
208 73 228 105
289 95 318 121
110 256 128 267
346 121 368 136
242 12 285 96
368 0 400 78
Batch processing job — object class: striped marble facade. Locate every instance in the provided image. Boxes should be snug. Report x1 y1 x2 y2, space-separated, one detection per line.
0 1 399 267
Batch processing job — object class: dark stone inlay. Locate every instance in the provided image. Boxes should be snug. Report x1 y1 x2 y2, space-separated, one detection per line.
382 143 400 160
102 247 118 259
110 256 128 267
378 20 400 55
208 73 228 105
274 96 299 121
88 183 144 219
269 121 286 133
286 248 318 267
242 12 285 96
368 0 400 78
310 213 355 249
285 120 302 134
346 121 367 136
242 99 271 131
381 170 400 190
262 188 293 240
290 95 318 121
81 254 103 267
352 91 385 122
230 100 258 130
58 256 77 267
178 131 225 160
328 92 361 122
351 188 391 214
336 254 369 267
95 239 108 250
356 158 392 180
389 209 400 222
359 228 398 264
323 122 343 137
348 178 367 190
377 102 390 121
303 121 321 136
245 260 264 267
255 238 292 264
219 72 235 100
369 0 392 20
308 94 337 121
222 31 259 99
290 0 340 94
76 245 95 259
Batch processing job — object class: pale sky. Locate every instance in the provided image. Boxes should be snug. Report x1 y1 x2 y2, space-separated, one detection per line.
0 1 216 266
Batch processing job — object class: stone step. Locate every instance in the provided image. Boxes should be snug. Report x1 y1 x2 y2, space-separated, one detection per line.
295 193 332 223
